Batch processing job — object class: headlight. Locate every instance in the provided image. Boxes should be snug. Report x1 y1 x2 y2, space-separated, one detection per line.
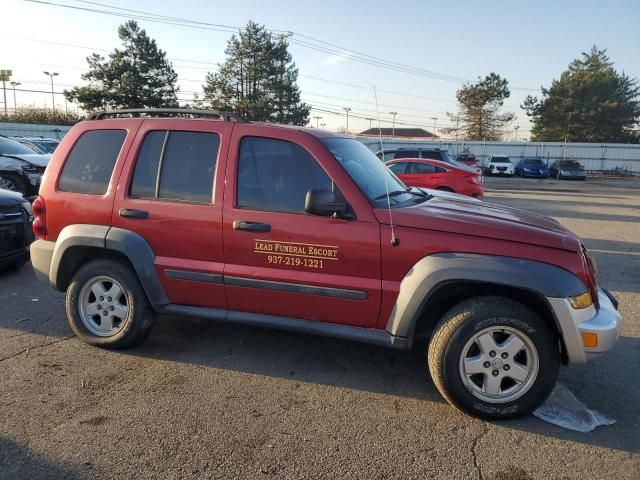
568 291 593 309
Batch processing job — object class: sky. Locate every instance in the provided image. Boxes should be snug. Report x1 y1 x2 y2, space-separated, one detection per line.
2 0 639 138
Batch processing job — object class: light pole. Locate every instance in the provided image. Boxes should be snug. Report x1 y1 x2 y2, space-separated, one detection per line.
9 81 20 111
320 123 326 129
43 71 59 111
388 112 397 137
514 125 520 142
343 107 351 133
313 115 322 128
366 117 374 129
431 117 438 138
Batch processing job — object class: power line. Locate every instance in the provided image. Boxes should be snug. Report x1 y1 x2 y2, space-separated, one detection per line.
22 0 538 90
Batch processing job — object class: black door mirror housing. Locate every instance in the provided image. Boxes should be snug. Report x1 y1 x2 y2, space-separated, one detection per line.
305 189 349 219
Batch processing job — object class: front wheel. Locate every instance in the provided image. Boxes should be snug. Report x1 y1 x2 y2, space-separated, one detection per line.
66 259 156 349
427 296 559 420
0 174 28 196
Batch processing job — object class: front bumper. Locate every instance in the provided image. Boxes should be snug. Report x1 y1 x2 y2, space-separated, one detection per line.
547 288 622 364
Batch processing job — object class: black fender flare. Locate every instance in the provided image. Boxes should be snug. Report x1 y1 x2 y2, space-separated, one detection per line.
385 253 587 339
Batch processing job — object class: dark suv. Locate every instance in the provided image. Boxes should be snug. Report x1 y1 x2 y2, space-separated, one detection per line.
0 136 50 196
0 188 33 271
30 109 621 420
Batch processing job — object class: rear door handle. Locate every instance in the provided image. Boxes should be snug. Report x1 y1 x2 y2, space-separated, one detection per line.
233 220 271 232
119 208 149 219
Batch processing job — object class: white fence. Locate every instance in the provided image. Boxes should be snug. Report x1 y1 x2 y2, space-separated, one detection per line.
0 122 72 139
358 137 640 174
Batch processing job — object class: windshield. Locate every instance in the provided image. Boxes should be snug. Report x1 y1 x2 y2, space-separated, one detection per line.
524 159 544 166
0 137 36 155
491 157 510 163
322 138 416 207
560 160 581 168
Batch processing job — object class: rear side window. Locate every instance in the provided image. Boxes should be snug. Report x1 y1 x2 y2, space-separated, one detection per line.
408 162 436 174
130 130 220 203
58 130 126 195
394 150 419 159
420 151 443 161
237 137 333 213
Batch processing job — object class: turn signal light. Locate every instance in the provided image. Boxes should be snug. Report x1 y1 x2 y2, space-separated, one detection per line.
568 291 593 309
581 332 598 348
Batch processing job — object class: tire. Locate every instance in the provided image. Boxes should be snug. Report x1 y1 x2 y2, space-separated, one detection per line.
65 259 156 349
427 296 560 420
0 174 28 196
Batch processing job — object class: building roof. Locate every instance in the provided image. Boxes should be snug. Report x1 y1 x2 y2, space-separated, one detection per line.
358 127 437 138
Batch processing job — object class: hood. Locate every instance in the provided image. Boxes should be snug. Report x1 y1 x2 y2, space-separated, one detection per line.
0 188 28 206
376 195 581 252
0 153 51 167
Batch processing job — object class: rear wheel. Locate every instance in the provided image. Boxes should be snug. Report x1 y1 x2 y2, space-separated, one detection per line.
66 259 155 349
427 296 559 419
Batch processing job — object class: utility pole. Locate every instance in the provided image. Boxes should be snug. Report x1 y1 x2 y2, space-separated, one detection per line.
388 112 397 137
343 107 351 133
366 117 374 129
43 71 59 111
0 69 12 116
9 81 20 111
431 117 438 139
313 115 322 128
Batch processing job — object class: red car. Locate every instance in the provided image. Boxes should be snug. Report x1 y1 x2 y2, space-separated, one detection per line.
31 108 620 420
386 157 484 198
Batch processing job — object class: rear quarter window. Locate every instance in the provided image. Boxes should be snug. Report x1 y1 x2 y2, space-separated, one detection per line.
58 130 127 195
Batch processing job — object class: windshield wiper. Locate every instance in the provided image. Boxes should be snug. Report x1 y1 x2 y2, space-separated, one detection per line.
374 189 412 201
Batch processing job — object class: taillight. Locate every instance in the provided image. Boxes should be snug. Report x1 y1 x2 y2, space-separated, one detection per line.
32 196 47 240
469 175 482 185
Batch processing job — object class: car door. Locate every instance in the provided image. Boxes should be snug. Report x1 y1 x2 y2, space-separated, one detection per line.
222 125 382 328
401 161 437 188
112 119 233 309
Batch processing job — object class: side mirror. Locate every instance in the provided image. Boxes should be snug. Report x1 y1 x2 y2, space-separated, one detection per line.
305 189 349 218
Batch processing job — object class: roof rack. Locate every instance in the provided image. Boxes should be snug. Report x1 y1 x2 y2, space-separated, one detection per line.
88 108 247 122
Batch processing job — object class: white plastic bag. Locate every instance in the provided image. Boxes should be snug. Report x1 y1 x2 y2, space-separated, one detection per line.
533 383 615 432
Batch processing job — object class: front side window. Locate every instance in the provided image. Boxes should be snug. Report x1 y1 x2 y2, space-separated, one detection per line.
388 162 408 174
59 129 127 195
237 137 333 213
130 130 219 203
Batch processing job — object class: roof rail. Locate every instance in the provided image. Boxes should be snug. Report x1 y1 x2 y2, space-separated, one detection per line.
88 108 247 122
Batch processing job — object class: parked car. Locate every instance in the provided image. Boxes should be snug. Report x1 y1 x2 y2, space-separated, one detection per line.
13 137 60 154
376 147 482 175
0 136 50 196
486 155 514 176
386 158 483 198
455 152 478 167
515 158 549 178
31 108 621 420
549 159 586 180
0 188 33 271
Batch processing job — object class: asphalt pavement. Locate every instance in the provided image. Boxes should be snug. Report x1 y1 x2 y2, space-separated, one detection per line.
1 176 639 479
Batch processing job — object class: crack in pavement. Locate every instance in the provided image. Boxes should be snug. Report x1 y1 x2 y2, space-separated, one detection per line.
471 423 489 480
0 336 74 363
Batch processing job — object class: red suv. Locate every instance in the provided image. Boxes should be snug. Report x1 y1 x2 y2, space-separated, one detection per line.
31 109 621 420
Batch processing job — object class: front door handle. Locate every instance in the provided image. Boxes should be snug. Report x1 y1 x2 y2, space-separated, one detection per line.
119 208 149 219
233 220 271 232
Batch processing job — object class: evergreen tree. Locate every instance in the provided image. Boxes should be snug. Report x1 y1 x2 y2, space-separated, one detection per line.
203 22 310 124
65 21 178 110
523 46 640 143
